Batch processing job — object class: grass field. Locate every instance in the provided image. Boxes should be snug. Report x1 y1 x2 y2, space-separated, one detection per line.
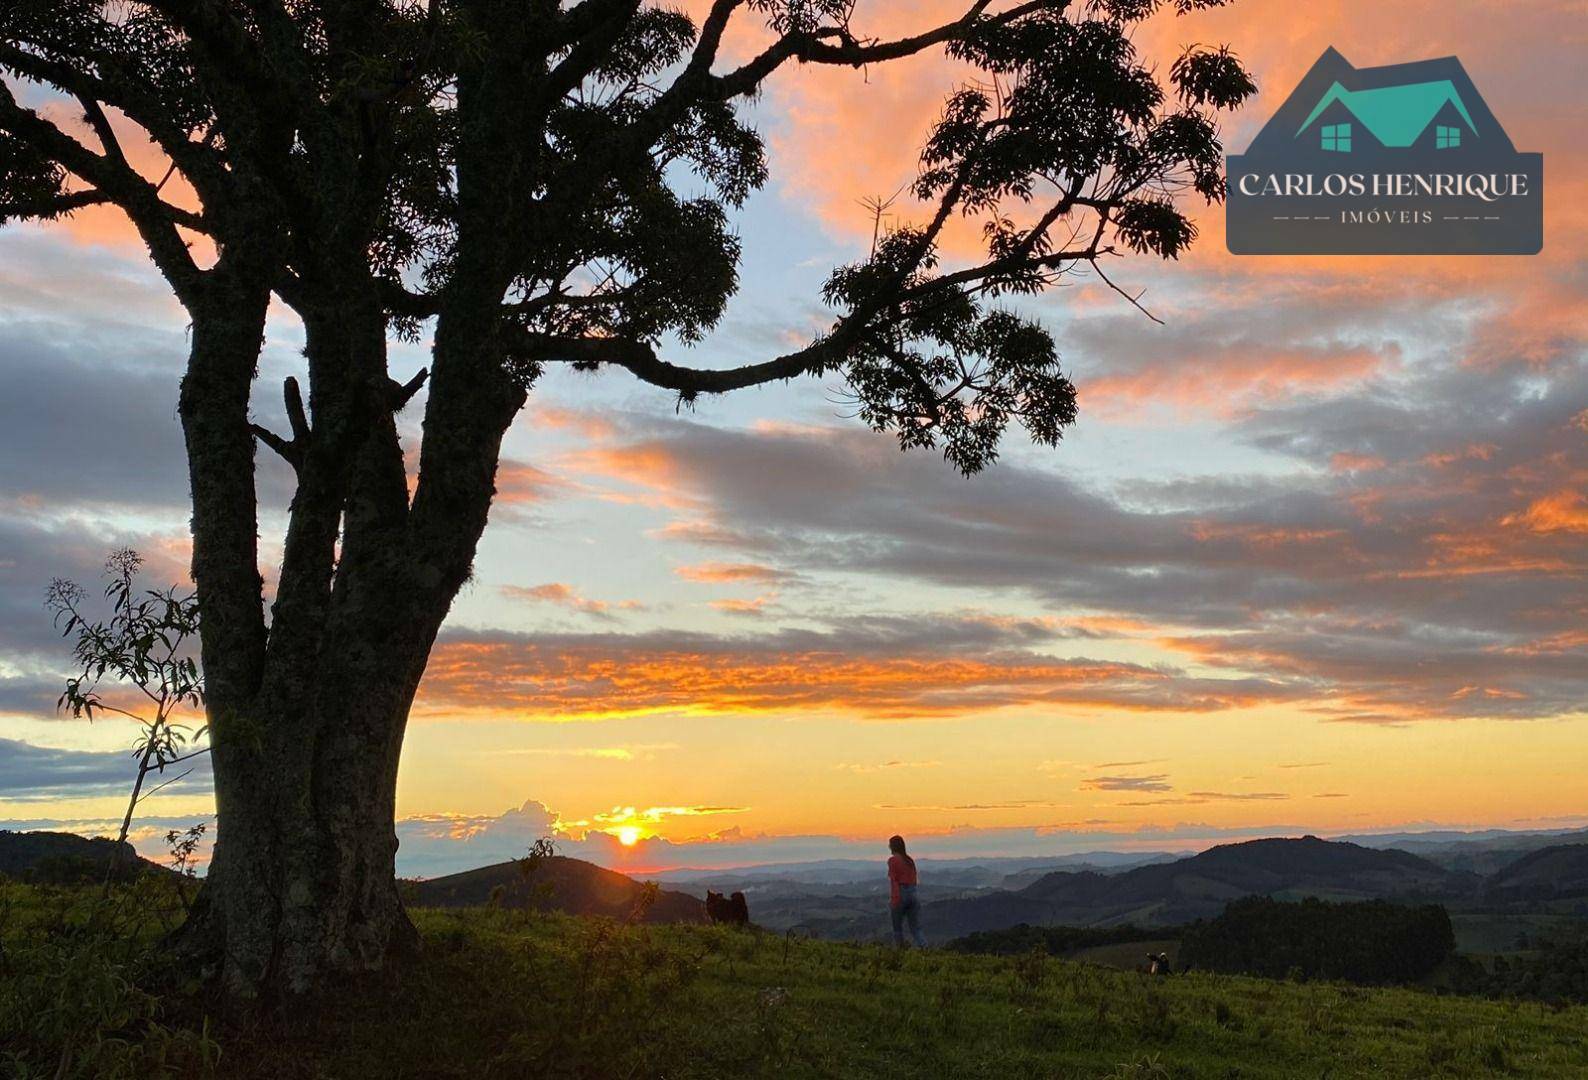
1064 938 1180 970
6 883 1588 1078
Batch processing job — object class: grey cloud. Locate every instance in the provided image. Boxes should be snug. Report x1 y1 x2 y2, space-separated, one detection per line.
0 324 298 513
0 736 211 801
0 328 191 510
0 515 191 673
1082 774 1173 793
571 326 1586 723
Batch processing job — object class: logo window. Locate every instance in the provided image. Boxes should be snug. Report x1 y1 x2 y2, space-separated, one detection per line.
1321 122 1352 152
1435 124 1461 149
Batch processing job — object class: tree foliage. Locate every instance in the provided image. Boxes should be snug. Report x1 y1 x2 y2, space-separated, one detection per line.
1 0 1256 472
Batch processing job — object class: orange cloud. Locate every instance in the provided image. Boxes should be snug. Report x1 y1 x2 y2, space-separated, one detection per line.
414 631 1296 722
709 595 776 616
500 583 643 618
557 445 703 510
1330 452 1386 473
674 562 790 584
527 404 619 441
23 99 209 258
1505 491 1588 536
495 459 563 504
1082 346 1385 418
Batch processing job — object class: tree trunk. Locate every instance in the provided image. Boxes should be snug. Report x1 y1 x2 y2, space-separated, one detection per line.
174 257 529 994
168 171 527 990
187 686 421 997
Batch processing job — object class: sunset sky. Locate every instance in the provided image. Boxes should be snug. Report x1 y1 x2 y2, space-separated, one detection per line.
1 0 1584 877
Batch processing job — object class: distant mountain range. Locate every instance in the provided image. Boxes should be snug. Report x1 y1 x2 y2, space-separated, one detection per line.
10 825 1588 944
650 851 1185 889
1481 844 1588 906
409 855 705 924
762 836 1588 942
652 852 1187 934
1343 827 1588 877
791 836 1471 940
958 836 1463 929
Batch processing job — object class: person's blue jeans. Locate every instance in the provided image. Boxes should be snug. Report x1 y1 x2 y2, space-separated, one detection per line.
891 883 926 948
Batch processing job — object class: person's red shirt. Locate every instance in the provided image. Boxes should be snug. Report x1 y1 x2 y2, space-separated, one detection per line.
887 854 918 907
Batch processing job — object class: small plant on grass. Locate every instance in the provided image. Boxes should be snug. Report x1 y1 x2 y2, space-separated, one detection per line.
1012 944 1049 999
47 549 205 893
164 823 207 914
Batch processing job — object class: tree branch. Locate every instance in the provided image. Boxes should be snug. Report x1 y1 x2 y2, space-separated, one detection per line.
0 42 231 202
283 376 311 443
0 80 206 299
707 1 1049 100
140 0 293 111
377 276 438 317
517 333 833 395
249 423 301 469
0 189 111 220
249 375 313 469
388 368 429 410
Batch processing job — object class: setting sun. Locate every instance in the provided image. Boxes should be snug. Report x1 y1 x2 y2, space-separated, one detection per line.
615 826 642 847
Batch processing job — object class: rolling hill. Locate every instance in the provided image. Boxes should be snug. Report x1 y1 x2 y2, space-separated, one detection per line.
0 829 161 883
409 854 706 923
1342 826 1588 877
998 835 1466 927
1481 844 1588 906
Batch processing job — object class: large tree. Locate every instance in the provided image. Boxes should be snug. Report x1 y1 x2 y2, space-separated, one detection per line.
0 0 1253 995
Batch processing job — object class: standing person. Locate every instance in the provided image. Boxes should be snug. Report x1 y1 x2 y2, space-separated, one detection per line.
887 835 927 948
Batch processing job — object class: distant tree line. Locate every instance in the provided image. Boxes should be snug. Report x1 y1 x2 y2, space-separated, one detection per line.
1179 896 1455 984
1448 940 1588 1006
948 922 1168 956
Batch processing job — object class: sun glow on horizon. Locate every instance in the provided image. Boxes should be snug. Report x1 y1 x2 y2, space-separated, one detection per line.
615 825 642 847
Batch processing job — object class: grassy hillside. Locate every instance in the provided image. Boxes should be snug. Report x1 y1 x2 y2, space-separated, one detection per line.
409 854 706 923
6 881 1588 1078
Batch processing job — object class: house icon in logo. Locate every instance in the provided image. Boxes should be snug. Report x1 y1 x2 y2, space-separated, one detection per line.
1227 49 1543 255
1297 77 1476 154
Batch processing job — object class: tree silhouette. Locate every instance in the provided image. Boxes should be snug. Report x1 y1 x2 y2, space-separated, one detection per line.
1 0 1254 994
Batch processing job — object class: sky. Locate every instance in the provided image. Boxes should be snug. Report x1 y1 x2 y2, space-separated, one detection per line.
1 0 1584 879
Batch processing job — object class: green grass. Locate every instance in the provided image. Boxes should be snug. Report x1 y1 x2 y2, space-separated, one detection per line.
1064 939 1180 970
5 882 1588 1078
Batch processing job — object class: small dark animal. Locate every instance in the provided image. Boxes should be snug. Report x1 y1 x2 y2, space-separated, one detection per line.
705 889 750 926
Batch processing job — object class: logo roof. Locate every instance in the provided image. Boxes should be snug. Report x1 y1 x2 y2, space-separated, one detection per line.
1297 80 1477 146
